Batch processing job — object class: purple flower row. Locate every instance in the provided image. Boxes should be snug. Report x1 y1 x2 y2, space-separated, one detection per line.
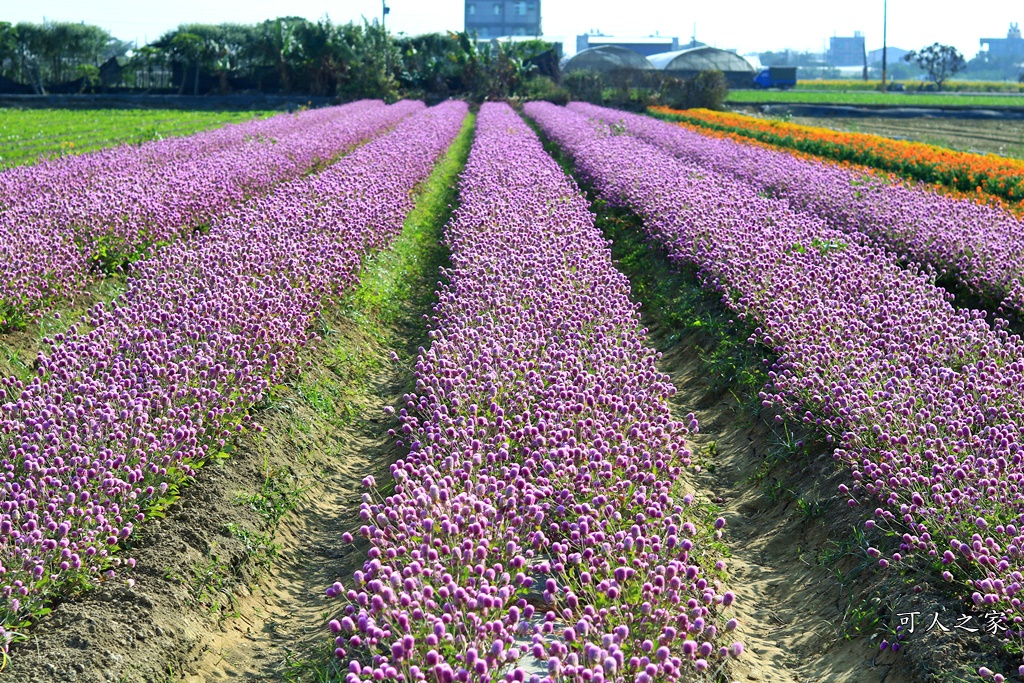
0 101 467 637
327 102 739 683
0 100 424 330
568 102 1024 319
0 100 415 214
526 102 1024 646
0 104 363 207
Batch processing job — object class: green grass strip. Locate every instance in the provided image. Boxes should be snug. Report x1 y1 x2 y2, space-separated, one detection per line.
792 79 1024 93
281 114 476 682
351 112 475 332
0 108 274 169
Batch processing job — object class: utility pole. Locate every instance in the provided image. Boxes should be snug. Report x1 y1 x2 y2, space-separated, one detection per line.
382 0 392 94
881 0 888 88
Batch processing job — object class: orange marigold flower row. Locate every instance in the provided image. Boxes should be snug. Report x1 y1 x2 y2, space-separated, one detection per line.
649 105 1024 206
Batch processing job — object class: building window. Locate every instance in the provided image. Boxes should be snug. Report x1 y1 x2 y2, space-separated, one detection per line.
468 3 475 14
493 3 501 15
515 1 526 15
527 2 536 10
479 26 488 36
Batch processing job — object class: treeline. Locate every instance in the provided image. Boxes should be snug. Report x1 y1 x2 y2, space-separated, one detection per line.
0 21 132 92
0 17 730 109
0 17 558 100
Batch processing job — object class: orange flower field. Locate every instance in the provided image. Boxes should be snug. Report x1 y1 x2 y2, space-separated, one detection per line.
649 105 1024 205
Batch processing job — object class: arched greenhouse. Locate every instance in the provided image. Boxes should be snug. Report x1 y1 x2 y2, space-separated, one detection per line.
648 47 756 87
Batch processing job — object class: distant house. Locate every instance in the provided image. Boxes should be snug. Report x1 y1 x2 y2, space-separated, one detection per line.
465 0 541 38
98 57 123 87
867 47 908 65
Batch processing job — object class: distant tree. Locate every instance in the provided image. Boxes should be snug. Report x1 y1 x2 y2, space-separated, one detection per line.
450 32 532 101
250 17 306 92
36 22 112 83
5 21 126 90
188 24 254 92
127 45 167 89
166 32 205 95
0 14 557 99
0 23 18 79
684 70 728 109
395 32 460 97
288 18 338 96
73 63 100 92
479 41 531 99
335 20 400 100
870 60 915 81
563 69 603 103
102 37 133 62
153 24 251 95
903 43 966 90
966 48 1020 82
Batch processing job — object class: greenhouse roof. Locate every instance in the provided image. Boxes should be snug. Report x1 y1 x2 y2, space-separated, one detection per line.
648 47 755 73
562 45 656 73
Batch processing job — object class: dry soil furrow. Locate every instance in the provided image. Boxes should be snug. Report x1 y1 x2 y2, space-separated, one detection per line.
656 333 914 683
182 341 406 681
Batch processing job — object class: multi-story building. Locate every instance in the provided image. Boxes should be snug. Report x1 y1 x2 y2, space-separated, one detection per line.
465 0 541 39
827 31 866 67
981 23 1024 61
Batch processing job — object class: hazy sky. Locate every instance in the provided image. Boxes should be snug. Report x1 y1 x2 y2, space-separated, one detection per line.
8 1 1023 57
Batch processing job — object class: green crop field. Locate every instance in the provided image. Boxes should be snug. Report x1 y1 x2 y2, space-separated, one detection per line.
0 108 274 169
793 79 1024 93
726 89 1024 107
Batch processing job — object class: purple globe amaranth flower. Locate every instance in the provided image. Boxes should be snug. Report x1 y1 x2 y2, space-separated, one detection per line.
569 101 1024 321
324 103 735 681
0 100 465 628
526 99 1024 643
0 100 424 329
